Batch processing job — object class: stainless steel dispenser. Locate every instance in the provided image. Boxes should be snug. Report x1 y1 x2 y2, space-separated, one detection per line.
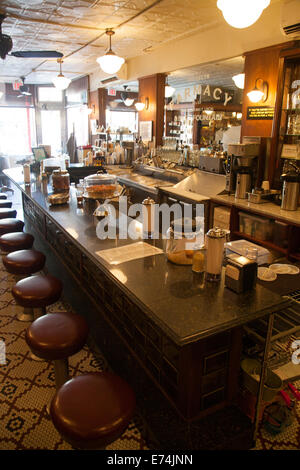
122 141 135 168
280 168 300 211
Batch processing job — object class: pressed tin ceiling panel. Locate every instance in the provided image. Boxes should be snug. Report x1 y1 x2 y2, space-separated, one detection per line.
0 0 224 84
0 0 279 85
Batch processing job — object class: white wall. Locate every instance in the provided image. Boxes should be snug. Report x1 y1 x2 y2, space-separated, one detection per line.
90 1 291 91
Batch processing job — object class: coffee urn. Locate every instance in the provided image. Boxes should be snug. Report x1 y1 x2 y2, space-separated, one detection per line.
280 169 300 211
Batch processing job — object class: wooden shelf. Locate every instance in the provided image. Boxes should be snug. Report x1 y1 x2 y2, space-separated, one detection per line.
232 231 288 255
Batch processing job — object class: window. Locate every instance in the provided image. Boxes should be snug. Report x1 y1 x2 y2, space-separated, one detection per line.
41 110 62 156
67 106 89 147
0 107 36 156
38 86 63 102
106 110 138 133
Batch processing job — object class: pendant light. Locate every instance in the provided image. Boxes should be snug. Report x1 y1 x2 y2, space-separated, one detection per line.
217 0 270 29
165 76 175 98
52 59 71 90
97 29 125 75
232 73 245 89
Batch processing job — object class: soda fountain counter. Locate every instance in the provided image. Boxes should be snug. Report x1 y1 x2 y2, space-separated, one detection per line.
3 167 292 450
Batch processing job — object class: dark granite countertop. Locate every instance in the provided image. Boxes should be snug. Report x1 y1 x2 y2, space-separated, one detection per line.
4 167 291 346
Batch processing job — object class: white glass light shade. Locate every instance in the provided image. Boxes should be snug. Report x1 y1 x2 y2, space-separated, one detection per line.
232 73 245 89
124 98 134 106
247 89 264 103
96 51 125 75
217 0 270 29
204 109 214 115
52 74 71 90
165 85 175 98
135 102 145 111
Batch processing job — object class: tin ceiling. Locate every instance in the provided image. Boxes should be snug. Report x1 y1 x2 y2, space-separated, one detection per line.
0 0 224 84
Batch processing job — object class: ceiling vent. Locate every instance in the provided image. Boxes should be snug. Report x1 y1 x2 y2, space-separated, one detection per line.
281 0 300 37
100 76 119 85
99 63 127 86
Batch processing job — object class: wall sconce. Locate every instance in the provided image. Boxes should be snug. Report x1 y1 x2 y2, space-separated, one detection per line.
87 104 95 115
135 96 149 111
247 78 268 103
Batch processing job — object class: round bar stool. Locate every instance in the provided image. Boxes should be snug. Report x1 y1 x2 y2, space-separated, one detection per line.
0 219 24 236
25 312 89 388
0 208 17 219
12 274 63 322
3 249 45 278
0 232 34 253
0 194 7 200
50 372 136 449
0 200 12 209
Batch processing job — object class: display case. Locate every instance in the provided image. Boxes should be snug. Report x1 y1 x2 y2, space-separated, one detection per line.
270 46 300 186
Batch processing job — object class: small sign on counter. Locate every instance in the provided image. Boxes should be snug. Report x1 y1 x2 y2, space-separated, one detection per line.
96 241 163 265
246 106 275 120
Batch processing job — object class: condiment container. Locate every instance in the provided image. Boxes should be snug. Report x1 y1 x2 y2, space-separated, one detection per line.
23 164 30 184
142 197 155 237
83 172 117 200
192 245 206 288
205 227 226 282
52 170 70 193
166 218 200 265
225 253 257 294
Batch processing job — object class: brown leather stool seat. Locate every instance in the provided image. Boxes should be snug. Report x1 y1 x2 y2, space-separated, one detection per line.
3 249 45 275
50 372 136 449
0 232 34 253
26 312 89 387
12 274 63 308
0 194 7 200
26 312 88 361
0 208 17 219
0 218 24 236
0 200 12 208
12 274 63 322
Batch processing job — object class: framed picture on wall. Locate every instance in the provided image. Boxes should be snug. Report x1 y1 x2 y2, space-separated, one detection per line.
140 121 153 142
90 119 98 135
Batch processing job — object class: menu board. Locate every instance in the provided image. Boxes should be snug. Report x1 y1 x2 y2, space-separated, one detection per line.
140 121 153 142
247 106 275 120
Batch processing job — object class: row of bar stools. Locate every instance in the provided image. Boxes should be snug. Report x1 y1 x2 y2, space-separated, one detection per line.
3 249 46 278
0 232 34 253
0 219 24 236
25 312 135 449
0 200 12 208
12 274 63 322
0 208 17 219
25 312 88 388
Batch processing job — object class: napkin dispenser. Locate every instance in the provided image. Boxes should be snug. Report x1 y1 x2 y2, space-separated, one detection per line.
225 254 257 294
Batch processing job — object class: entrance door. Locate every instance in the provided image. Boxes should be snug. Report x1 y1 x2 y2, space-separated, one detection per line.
40 110 62 156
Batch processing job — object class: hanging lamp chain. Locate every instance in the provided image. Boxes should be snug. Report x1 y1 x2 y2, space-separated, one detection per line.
106 28 115 53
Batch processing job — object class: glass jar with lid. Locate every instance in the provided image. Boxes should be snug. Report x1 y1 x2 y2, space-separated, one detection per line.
165 218 201 265
83 172 118 199
52 169 70 193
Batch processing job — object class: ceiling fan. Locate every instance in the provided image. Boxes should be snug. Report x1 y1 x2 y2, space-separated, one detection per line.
17 77 32 97
0 12 63 60
120 86 135 106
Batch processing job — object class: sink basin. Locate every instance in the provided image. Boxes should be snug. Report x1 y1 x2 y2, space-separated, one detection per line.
172 169 226 197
